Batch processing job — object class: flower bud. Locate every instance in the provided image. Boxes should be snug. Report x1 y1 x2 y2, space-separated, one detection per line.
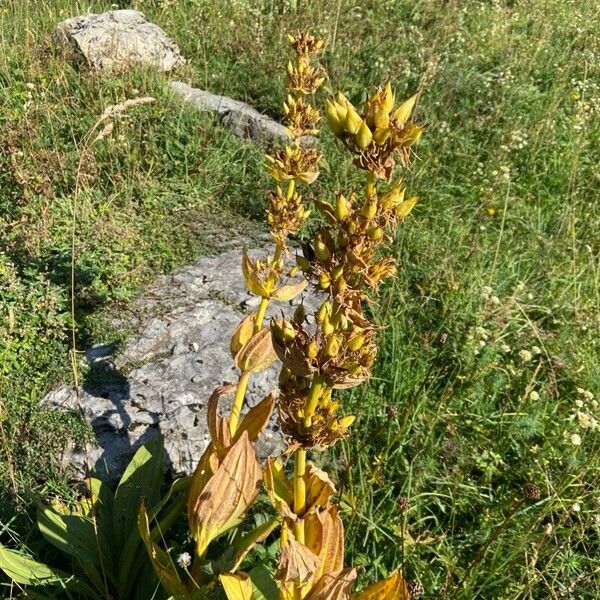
361 201 377 219
321 315 334 336
392 93 417 123
324 335 341 357
332 265 344 280
348 334 366 352
316 300 332 322
344 104 363 134
293 304 306 324
318 272 331 289
335 195 350 221
296 255 311 272
307 338 319 358
272 320 296 343
379 183 405 210
368 226 384 241
314 235 331 261
325 99 343 135
373 127 391 146
355 120 373 149
339 415 356 428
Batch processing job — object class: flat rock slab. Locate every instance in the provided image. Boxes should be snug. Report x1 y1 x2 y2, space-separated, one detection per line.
53 9 184 72
170 81 313 145
46 248 321 480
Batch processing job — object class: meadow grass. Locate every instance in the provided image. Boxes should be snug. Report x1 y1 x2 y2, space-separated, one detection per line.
1 0 599 598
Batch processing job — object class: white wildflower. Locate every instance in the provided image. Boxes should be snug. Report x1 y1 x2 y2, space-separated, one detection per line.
570 433 582 446
177 552 192 568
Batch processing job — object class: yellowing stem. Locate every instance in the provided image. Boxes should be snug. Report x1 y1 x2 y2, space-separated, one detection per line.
229 370 250 436
293 375 326 542
254 297 269 334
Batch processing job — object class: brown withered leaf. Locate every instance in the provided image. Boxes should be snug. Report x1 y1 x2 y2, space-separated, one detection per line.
304 568 357 600
304 464 337 512
231 313 257 358
189 432 261 557
304 505 345 585
220 572 254 600
242 250 269 298
207 385 235 457
234 393 275 444
138 502 188 597
271 278 308 302
263 458 296 520
271 336 313 378
235 327 277 373
278 524 320 584
187 445 219 527
352 570 410 599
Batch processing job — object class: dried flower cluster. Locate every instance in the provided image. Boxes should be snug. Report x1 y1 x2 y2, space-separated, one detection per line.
137 32 421 600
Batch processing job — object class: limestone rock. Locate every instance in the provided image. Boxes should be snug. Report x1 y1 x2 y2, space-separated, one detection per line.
53 10 184 72
45 248 321 480
170 81 313 145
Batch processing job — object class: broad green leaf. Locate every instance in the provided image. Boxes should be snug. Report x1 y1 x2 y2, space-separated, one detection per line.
113 436 164 554
37 505 102 567
0 544 100 598
119 476 190 599
248 565 278 600
215 515 278 573
137 502 187 597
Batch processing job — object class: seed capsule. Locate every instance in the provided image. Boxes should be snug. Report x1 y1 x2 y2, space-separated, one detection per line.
307 338 319 358
339 415 356 428
368 226 384 241
314 236 331 261
318 272 331 289
335 195 350 221
325 335 341 357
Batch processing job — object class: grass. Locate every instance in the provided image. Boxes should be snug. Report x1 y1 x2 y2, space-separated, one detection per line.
1 0 599 598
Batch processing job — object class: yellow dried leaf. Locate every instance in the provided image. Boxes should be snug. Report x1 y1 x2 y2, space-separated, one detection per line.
305 505 345 585
304 568 357 600
242 251 269 298
188 432 261 557
352 570 410 600
278 524 320 584
231 313 257 358
271 278 308 302
304 464 337 512
263 458 295 519
234 393 275 444
235 327 277 373
137 503 187 597
220 572 254 600
207 385 235 457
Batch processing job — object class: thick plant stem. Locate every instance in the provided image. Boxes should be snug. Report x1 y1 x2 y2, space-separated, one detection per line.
293 449 307 543
293 375 325 542
254 297 269 334
229 370 250 435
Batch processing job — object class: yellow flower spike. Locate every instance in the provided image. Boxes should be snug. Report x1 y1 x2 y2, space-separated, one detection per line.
355 120 373 149
334 195 350 221
392 92 418 123
373 126 391 146
339 415 356 428
344 103 363 134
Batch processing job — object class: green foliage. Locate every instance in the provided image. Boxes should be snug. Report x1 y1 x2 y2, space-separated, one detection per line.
0 437 185 599
1 0 599 598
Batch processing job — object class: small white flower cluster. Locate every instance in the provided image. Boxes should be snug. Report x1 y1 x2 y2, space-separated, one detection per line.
570 387 598 433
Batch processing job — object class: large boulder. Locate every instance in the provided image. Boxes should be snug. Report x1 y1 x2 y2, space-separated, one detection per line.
46 247 321 480
53 9 184 72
